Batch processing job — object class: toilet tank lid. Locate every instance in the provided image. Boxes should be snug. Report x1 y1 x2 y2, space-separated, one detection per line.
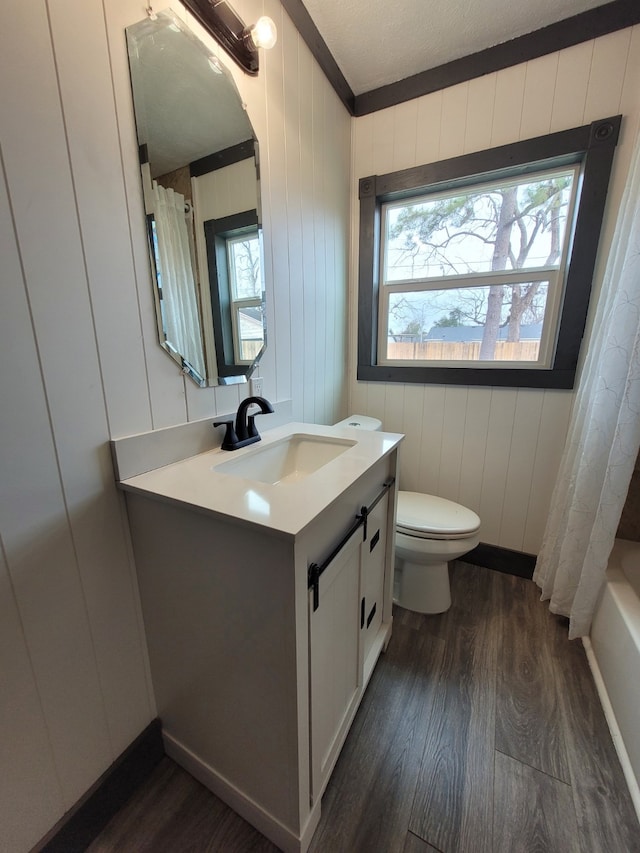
334 414 382 431
397 491 481 536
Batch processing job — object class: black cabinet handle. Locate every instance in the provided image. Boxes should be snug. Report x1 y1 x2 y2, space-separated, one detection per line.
308 478 395 611
370 529 380 552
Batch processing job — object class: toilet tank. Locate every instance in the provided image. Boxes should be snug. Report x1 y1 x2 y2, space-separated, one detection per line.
334 414 382 431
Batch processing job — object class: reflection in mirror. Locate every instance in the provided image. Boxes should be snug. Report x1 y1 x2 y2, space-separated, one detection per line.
126 10 267 386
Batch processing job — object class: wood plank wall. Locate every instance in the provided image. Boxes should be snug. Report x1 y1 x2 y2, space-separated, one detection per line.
349 26 640 554
0 1 350 850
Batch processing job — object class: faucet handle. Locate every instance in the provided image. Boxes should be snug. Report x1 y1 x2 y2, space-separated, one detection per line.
213 419 239 451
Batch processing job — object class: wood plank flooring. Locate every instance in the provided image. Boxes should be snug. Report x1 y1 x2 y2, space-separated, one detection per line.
88 563 639 853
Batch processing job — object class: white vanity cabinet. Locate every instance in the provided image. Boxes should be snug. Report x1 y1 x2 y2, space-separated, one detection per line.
116 423 401 853
308 524 362 800
360 490 390 668
307 483 391 802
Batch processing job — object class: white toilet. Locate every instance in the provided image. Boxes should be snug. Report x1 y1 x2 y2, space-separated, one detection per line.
334 415 481 614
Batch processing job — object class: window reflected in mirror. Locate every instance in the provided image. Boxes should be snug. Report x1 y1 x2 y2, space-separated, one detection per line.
227 232 264 363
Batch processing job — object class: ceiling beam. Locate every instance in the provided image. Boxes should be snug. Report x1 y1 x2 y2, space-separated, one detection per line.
279 0 355 113
280 0 640 118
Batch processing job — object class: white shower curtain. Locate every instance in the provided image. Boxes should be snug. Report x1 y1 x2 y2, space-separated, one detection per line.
534 123 640 638
153 182 205 379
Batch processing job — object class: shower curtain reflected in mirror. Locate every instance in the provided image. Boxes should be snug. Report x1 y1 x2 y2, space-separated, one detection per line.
151 182 205 382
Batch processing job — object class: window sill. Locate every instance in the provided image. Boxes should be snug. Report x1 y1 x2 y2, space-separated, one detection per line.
357 363 576 389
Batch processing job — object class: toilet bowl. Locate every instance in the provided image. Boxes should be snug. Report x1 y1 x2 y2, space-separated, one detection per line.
334 415 481 614
394 491 480 613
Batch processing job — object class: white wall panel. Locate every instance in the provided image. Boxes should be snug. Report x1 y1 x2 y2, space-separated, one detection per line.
584 29 632 122
312 61 328 421
440 82 468 159
349 27 640 553
399 384 425 490
47 0 156 757
282 11 305 419
393 100 418 171
464 74 496 154
491 64 527 146
264 0 292 407
1 0 124 811
477 389 517 546
415 90 443 166
438 387 469 503
520 53 558 139
299 41 318 422
418 386 446 493
522 390 574 554
372 107 395 175
550 41 593 132
47 0 153 440
498 390 545 551
382 383 405 442
458 387 492 513
0 550 63 852
1 0 350 848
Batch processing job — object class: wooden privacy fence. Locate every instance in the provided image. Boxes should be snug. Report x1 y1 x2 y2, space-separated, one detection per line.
387 340 540 362
241 340 264 359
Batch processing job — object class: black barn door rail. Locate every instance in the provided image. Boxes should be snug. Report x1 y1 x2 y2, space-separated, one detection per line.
308 478 394 611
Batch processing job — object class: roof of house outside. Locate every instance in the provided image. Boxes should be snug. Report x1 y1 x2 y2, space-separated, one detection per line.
419 323 543 342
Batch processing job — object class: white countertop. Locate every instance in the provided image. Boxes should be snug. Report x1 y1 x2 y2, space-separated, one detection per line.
118 422 403 538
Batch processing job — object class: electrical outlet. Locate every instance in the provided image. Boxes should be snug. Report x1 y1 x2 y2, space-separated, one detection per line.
250 376 264 397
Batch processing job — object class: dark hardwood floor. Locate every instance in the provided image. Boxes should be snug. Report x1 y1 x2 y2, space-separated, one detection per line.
88 563 639 853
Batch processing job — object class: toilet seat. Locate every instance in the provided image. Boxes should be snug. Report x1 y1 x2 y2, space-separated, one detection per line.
396 491 480 540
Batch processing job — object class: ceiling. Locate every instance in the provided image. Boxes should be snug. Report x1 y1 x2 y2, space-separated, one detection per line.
300 0 610 96
127 12 254 177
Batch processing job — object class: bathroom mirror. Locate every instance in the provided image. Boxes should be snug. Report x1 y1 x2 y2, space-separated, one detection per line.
126 10 266 386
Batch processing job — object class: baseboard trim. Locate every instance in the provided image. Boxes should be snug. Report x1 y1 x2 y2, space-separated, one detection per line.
163 731 320 853
35 719 164 853
464 542 536 579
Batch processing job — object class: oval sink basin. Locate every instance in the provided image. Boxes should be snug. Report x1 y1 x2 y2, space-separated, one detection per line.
214 433 356 485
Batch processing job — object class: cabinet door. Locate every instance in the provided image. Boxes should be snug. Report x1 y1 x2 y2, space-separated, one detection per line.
361 493 389 666
308 526 362 801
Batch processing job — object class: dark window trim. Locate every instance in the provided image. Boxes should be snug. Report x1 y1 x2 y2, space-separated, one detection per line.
357 115 621 390
204 209 260 378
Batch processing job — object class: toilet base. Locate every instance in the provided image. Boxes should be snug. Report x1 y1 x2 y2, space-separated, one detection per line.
394 559 451 614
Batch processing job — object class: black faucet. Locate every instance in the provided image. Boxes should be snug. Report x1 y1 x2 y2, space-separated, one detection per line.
214 396 274 451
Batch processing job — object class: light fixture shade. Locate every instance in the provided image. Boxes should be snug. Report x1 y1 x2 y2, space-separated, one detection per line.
249 16 277 50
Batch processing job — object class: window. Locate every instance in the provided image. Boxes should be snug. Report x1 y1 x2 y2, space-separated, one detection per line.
226 232 264 363
204 210 266 378
358 116 621 389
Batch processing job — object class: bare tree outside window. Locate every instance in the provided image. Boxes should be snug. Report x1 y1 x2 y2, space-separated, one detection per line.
382 169 575 362
227 232 264 362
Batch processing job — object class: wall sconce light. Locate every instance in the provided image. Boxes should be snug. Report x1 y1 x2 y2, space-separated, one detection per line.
181 0 277 75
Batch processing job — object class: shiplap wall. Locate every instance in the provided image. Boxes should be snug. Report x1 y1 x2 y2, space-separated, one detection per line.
349 26 640 554
0 0 349 849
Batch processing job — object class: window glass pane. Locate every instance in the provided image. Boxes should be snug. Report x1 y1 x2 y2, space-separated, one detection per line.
386 283 549 362
228 234 262 299
237 304 264 361
383 169 574 283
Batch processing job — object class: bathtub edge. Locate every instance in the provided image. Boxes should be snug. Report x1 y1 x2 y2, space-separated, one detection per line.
582 635 640 823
